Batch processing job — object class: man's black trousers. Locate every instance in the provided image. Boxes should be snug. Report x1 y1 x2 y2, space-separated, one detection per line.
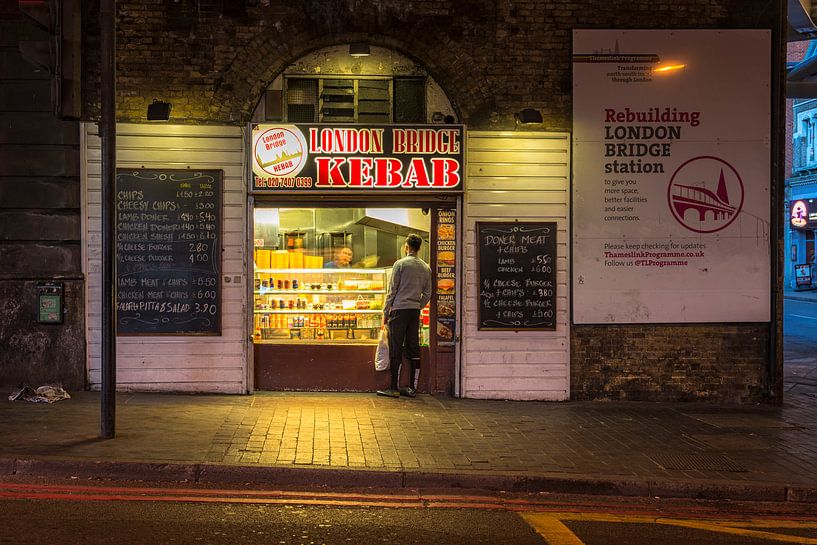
387 308 421 390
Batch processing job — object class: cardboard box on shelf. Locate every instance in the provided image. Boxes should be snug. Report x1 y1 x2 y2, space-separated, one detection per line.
255 249 271 269
289 251 304 268
272 250 289 268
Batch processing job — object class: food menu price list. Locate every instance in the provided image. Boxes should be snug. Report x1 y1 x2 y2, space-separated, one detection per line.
115 169 222 335
435 209 456 348
477 222 557 331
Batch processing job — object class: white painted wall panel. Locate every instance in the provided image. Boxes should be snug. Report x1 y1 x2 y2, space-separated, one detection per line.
468 178 566 191
82 123 248 393
462 131 570 401
467 163 567 177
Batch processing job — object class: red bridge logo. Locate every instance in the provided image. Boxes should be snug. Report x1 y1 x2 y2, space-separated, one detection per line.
667 156 744 234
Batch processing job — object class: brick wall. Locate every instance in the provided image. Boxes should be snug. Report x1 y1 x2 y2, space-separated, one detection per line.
97 0 737 128
90 0 783 402
0 0 84 390
571 325 770 402
787 41 810 177
0 280 85 390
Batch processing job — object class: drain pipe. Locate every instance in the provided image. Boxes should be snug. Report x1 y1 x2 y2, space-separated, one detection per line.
770 2 786 404
100 0 117 437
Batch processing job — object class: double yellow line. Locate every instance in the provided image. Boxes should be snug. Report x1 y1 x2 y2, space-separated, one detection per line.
521 512 817 545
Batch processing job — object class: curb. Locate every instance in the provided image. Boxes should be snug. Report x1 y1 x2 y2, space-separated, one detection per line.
11 458 198 482
788 486 817 503
784 293 817 303
2 457 815 503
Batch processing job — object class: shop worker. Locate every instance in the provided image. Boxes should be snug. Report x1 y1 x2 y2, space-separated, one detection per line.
326 246 353 268
377 234 432 399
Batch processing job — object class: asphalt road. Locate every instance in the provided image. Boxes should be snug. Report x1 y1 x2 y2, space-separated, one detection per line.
784 299 817 396
0 498 539 545
784 299 817 345
0 479 815 545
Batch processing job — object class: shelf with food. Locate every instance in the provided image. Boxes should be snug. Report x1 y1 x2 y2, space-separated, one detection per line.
254 310 384 340
322 325 382 330
256 335 378 342
254 271 386 293
254 338 378 345
255 268 387 275
254 309 384 314
253 290 386 295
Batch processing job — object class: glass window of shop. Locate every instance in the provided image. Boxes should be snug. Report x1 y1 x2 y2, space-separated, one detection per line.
253 206 431 345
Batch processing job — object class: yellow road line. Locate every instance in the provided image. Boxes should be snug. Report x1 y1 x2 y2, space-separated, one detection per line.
520 512 817 545
663 519 817 545
708 520 817 529
521 513 586 545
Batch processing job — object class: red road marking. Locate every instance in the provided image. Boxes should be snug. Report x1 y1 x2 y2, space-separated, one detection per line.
0 482 814 522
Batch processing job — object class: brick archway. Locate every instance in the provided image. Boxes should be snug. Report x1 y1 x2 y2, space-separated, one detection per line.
212 29 493 124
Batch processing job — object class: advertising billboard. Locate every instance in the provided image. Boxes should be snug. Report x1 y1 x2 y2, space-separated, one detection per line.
572 30 771 323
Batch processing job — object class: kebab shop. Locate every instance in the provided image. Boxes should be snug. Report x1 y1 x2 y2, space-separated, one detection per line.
249 124 463 393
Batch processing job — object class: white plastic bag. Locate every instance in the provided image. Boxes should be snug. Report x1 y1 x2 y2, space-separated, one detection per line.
374 326 390 371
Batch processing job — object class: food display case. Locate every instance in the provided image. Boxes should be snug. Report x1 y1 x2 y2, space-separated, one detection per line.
251 205 442 393
253 266 387 343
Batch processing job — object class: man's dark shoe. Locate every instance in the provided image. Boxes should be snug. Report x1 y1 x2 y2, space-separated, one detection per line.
399 387 416 398
376 389 400 398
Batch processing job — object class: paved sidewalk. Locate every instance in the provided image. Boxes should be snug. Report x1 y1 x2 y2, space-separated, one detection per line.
1 391 815 502
785 286 817 303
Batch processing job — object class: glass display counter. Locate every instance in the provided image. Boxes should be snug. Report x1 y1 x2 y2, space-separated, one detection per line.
253 267 387 343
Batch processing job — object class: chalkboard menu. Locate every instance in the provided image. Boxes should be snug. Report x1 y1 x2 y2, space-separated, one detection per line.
477 222 557 331
116 169 222 335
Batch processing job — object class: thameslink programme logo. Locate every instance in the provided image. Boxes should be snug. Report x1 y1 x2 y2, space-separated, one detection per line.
572 38 662 84
667 156 744 234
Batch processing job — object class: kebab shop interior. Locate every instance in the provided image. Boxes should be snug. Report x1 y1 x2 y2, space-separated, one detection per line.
252 205 456 392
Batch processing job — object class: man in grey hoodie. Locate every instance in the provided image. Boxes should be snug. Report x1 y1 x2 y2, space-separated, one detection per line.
377 233 432 398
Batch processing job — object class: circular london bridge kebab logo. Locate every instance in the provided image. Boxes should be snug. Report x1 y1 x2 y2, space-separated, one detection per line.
667 155 744 234
254 127 308 177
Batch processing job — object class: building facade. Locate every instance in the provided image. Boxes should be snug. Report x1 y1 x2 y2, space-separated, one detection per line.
0 0 785 402
787 94 817 290
787 39 817 291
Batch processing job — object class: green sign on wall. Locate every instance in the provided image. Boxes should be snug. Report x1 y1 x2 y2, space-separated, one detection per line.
37 283 63 324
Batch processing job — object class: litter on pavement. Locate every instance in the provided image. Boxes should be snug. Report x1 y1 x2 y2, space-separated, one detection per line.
8 385 71 403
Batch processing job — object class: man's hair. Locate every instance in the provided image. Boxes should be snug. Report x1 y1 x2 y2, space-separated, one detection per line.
406 234 422 252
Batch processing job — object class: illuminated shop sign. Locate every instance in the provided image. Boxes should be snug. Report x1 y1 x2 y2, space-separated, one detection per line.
251 124 464 192
790 199 817 230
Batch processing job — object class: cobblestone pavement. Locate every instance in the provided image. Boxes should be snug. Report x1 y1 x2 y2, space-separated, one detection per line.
0 390 815 496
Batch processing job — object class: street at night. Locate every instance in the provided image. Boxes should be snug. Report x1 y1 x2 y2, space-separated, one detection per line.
0 480 815 545
2 1 816 544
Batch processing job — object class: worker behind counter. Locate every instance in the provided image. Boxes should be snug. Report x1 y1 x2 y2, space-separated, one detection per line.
325 247 353 269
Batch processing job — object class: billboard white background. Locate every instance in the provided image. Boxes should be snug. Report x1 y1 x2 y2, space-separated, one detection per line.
572 30 771 323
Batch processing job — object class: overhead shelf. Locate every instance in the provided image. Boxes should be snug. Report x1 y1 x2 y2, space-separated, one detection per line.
255 268 387 274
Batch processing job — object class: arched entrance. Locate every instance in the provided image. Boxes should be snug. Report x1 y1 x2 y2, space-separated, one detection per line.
248 44 463 394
